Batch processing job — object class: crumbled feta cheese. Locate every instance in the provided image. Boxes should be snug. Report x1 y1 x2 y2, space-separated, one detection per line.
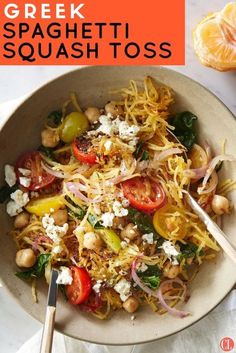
138 263 148 272
104 140 113 151
6 189 30 216
112 201 128 217
121 198 130 207
118 121 140 140
4 165 16 187
52 245 63 254
56 266 73 285
6 201 22 217
159 241 180 265
11 189 29 206
97 115 117 136
19 177 31 188
142 233 154 244
96 115 139 143
114 279 131 302
18 168 31 177
42 214 68 243
101 212 114 227
121 240 128 249
93 280 103 293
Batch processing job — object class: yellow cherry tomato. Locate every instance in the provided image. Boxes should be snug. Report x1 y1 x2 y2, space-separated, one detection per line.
98 229 121 253
153 204 187 240
25 195 65 216
60 112 89 143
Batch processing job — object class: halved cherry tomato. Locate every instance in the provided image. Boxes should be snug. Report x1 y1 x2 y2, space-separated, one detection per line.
72 137 97 165
25 195 65 216
66 266 92 305
15 151 55 191
121 176 166 212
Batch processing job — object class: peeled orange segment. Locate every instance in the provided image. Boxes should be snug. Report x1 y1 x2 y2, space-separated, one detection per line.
221 2 236 28
193 2 236 71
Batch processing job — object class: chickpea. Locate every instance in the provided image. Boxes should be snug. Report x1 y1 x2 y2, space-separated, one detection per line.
120 223 140 240
15 248 36 268
123 296 139 313
41 128 60 148
105 102 124 117
52 209 68 226
83 232 103 251
14 212 30 229
163 262 180 279
84 107 100 124
211 194 230 215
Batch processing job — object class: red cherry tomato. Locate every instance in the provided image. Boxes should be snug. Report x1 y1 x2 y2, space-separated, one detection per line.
16 151 55 191
66 266 92 305
72 137 97 165
121 176 166 212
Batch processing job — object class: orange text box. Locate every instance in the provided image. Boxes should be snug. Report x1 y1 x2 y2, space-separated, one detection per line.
0 0 185 65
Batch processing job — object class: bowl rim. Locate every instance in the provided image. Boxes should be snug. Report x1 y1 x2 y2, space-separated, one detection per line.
0 65 235 346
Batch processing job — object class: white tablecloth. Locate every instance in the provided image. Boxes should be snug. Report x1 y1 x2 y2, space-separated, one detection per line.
16 290 236 353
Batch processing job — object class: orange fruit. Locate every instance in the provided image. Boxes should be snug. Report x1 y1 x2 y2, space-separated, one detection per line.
193 2 236 71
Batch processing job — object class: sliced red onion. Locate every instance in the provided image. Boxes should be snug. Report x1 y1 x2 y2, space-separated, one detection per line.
153 148 183 164
131 259 190 318
184 144 210 181
198 154 235 194
110 174 139 185
184 166 208 180
42 162 70 179
198 170 218 195
65 182 102 203
131 260 158 297
157 279 190 318
202 141 212 162
201 155 235 188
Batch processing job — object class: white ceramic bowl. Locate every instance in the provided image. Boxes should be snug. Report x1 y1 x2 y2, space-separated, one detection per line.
0 66 235 345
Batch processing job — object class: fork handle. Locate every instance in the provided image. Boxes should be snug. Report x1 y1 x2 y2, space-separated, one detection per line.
40 306 56 353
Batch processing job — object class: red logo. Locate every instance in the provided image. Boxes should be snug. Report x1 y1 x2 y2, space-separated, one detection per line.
220 337 234 351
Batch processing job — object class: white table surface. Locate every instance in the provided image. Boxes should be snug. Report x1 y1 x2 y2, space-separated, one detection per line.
0 1 235 352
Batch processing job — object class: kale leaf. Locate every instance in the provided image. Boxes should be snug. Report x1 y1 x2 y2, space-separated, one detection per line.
128 207 158 237
169 111 198 150
15 253 51 280
137 265 162 289
38 145 55 160
87 214 104 229
66 196 86 220
0 184 18 203
47 110 63 127
177 242 204 263
134 142 149 161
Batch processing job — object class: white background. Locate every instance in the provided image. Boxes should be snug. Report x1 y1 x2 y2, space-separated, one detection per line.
0 0 235 352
